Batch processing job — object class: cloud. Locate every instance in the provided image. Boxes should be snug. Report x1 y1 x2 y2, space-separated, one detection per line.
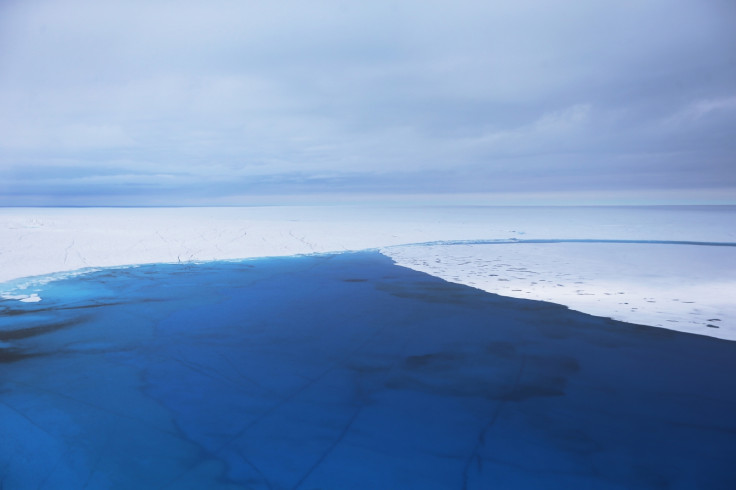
467 104 593 156
0 0 734 204
663 95 736 128
1 124 136 151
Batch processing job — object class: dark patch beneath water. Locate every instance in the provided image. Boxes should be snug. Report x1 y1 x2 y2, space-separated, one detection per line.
0 347 42 364
0 318 84 341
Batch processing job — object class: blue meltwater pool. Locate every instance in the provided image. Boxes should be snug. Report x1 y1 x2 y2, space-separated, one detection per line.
1 251 735 489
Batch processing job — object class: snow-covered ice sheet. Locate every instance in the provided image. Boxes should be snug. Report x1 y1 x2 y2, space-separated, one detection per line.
1 205 734 339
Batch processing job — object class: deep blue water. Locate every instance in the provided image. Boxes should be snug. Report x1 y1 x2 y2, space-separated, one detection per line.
1 252 735 489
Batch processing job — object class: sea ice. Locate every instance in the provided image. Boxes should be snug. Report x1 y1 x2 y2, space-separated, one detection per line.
383 241 736 340
0 205 734 339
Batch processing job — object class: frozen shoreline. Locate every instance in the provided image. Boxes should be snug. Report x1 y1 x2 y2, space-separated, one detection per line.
1 205 735 339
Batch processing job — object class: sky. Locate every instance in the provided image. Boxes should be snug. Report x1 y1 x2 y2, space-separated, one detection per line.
0 0 735 206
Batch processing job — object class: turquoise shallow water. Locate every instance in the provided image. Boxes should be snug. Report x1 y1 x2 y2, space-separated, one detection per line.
1 251 735 489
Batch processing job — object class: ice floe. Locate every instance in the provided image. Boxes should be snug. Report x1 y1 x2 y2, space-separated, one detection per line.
383 240 736 340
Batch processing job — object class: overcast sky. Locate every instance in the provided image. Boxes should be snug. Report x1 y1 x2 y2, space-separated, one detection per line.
1 0 734 205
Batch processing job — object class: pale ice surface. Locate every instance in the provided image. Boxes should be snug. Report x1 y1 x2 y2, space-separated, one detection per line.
383 242 736 340
1 205 735 339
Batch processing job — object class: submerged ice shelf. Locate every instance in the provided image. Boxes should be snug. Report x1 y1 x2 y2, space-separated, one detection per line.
2 253 736 489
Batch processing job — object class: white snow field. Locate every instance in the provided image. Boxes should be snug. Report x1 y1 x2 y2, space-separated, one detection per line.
1 205 734 339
